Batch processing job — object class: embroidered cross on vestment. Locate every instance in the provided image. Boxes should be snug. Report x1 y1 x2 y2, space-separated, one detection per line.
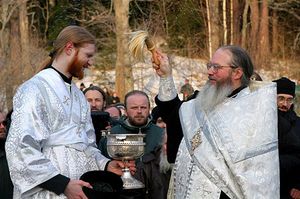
63 96 70 106
190 129 202 154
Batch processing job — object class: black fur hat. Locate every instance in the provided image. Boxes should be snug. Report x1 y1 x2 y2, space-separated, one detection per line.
273 77 296 97
80 170 123 199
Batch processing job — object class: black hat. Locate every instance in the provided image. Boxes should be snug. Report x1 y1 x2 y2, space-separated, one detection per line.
273 77 296 97
80 170 123 199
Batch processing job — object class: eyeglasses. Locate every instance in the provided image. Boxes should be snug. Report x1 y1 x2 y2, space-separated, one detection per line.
277 96 294 105
206 63 237 73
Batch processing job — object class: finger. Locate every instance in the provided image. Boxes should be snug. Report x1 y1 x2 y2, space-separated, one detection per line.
116 160 125 168
126 161 135 167
79 180 92 189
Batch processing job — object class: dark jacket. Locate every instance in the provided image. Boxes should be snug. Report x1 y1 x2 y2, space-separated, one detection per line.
134 147 171 199
278 109 300 198
154 93 197 164
99 117 164 159
0 140 13 199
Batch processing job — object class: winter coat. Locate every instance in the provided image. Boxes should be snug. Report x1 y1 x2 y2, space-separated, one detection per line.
278 109 300 198
134 146 171 199
0 140 13 199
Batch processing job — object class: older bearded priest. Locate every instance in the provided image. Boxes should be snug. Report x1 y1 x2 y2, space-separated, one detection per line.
153 45 279 199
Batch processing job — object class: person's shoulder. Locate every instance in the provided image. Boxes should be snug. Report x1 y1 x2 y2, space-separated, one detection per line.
110 122 126 133
186 90 199 101
148 123 164 134
16 76 41 95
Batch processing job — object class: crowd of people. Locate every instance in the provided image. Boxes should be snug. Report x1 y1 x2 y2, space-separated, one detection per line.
0 25 300 199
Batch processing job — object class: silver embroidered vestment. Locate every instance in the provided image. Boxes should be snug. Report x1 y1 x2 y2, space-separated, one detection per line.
158 78 280 199
5 68 110 199
175 83 279 199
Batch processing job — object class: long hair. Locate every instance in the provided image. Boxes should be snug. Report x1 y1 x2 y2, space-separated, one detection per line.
40 26 96 71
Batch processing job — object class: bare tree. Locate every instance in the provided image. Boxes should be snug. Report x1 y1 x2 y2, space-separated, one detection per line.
249 0 259 67
19 0 32 80
114 0 133 100
241 0 250 48
271 9 279 55
0 0 20 57
206 0 220 57
223 0 228 45
258 0 270 68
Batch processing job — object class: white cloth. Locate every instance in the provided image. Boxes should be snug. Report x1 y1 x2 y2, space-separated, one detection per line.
160 79 280 199
6 68 110 199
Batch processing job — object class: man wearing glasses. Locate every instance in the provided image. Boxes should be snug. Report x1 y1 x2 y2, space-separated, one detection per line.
273 77 300 199
152 45 279 199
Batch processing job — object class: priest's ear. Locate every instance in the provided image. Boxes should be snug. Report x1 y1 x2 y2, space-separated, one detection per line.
232 67 243 81
65 42 75 56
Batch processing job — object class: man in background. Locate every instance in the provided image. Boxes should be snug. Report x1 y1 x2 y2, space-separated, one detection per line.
133 106 172 199
99 90 164 198
273 77 300 199
84 85 106 111
180 78 194 101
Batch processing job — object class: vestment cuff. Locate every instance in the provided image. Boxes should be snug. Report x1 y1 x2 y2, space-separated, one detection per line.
158 76 177 101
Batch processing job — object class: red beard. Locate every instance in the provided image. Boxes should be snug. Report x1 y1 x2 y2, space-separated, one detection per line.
68 50 85 80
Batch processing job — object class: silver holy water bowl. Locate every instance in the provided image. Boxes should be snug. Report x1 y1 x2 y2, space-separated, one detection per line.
106 133 146 189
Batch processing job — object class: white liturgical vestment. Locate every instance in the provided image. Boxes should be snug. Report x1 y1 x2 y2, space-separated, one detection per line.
5 68 110 199
159 77 280 199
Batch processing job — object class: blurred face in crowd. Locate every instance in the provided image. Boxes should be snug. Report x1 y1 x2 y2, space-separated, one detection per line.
118 106 127 116
126 94 150 126
85 90 105 111
156 117 166 129
68 43 95 80
277 94 294 112
0 112 6 140
105 106 121 120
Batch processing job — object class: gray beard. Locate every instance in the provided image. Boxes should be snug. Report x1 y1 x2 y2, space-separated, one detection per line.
195 80 233 112
159 151 173 174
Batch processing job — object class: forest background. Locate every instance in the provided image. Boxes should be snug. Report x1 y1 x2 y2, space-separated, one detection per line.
0 0 299 113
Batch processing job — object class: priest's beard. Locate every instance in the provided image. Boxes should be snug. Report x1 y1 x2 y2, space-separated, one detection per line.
195 79 233 112
68 51 85 80
159 151 173 174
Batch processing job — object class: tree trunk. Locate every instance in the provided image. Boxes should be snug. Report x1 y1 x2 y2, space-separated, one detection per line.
114 0 132 101
230 0 233 44
232 0 241 45
258 0 270 68
249 0 259 68
223 0 227 45
206 0 220 58
7 8 21 110
206 0 212 58
19 0 31 80
272 10 279 55
241 0 249 48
